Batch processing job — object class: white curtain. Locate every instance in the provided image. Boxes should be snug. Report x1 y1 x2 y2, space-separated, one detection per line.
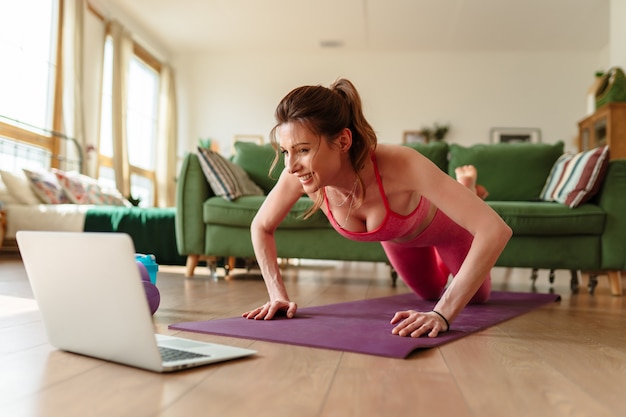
83 14 177 205
108 20 132 197
60 0 86 172
81 3 106 178
157 65 178 207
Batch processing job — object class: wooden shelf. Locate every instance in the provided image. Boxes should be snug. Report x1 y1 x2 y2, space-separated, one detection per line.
578 102 626 160
0 210 5 248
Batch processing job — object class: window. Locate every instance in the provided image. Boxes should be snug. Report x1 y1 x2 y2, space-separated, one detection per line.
127 54 159 207
98 38 115 193
0 0 60 161
99 36 161 207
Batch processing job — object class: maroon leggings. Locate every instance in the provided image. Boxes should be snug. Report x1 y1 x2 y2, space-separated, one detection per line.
381 209 491 303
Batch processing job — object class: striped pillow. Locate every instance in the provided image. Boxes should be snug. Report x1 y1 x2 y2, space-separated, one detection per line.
197 147 264 201
540 145 609 208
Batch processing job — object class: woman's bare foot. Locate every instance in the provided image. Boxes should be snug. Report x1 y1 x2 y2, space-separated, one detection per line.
475 185 489 200
455 165 478 193
455 165 489 199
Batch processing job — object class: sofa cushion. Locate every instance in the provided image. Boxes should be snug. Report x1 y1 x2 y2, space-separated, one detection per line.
197 147 264 201
204 195 331 229
54 170 95 204
0 178 19 205
402 141 449 172
449 141 564 201
488 201 605 236
0 169 41 204
54 169 130 206
540 145 609 208
22 168 71 204
232 141 285 194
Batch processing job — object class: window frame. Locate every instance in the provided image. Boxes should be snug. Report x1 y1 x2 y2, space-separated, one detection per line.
0 0 64 168
97 27 162 207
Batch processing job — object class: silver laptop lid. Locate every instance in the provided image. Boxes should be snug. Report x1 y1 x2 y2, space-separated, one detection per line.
17 231 171 372
17 231 256 372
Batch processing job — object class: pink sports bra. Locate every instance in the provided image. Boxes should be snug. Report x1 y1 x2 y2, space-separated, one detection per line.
324 153 431 242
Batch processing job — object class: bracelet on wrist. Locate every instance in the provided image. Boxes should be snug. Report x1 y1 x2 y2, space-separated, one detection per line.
432 310 450 332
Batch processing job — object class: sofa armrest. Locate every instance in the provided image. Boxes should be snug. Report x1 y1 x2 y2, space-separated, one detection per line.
596 159 626 270
175 152 213 255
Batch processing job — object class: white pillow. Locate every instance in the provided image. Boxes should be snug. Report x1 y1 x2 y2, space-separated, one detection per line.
0 177 19 205
0 170 41 205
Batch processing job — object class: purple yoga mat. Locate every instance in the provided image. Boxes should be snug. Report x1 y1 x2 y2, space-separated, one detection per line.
169 291 560 358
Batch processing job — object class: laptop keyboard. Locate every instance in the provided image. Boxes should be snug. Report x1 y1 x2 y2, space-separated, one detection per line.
159 346 211 362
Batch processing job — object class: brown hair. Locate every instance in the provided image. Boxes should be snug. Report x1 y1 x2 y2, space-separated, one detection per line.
269 78 377 217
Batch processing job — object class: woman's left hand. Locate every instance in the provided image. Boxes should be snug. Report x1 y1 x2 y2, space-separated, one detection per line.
390 310 449 338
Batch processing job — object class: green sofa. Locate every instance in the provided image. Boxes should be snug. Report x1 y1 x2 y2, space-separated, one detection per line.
175 141 626 295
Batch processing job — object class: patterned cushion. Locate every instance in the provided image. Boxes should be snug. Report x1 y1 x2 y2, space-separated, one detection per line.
96 186 131 206
54 170 103 204
22 169 70 204
540 145 610 208
197 147 264 201
56 170 129 206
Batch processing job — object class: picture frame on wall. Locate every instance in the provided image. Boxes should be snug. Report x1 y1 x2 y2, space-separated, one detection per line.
402 130 428 144
234 134 264 145
490 127 542 144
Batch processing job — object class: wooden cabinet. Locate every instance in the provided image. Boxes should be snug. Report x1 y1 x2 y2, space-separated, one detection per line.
0 209 5 248
578 102 626 160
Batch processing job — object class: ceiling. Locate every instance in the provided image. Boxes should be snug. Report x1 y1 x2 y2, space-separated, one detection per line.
99 0 610 54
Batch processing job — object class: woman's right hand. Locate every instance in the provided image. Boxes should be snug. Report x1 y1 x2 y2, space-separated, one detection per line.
242 300 298 320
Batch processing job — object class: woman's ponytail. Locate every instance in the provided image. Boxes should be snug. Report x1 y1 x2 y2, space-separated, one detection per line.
330 79 377 172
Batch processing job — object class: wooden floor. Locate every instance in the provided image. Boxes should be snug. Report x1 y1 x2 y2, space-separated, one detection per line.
1 253 625 417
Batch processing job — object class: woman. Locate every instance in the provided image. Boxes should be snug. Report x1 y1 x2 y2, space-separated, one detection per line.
243 79 512 338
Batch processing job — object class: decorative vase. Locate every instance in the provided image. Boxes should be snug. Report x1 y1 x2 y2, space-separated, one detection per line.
587 71 604 115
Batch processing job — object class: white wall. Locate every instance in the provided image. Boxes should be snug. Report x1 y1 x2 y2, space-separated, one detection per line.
87 2 618 160
610 0 626 68
175 48 608 156
89 0 172 63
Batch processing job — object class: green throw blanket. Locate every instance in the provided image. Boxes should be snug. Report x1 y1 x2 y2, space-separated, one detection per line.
84 206 185 266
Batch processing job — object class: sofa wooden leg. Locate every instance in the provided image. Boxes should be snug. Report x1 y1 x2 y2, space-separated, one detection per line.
608 270 623 296
581 270 622 296
588 273 599 294
185 255 199 277
385 263 398 287
570 270 579 293
580 271 590 284
224 256 236 277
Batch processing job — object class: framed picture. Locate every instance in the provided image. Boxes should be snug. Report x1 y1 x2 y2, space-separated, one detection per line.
233 134 264 145
490 127 541 144
402 130 428 144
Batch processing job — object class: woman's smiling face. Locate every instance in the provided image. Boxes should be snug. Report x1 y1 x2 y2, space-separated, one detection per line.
278 122 341 193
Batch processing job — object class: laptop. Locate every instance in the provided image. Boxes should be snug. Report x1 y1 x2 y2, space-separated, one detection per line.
16 230 256 373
